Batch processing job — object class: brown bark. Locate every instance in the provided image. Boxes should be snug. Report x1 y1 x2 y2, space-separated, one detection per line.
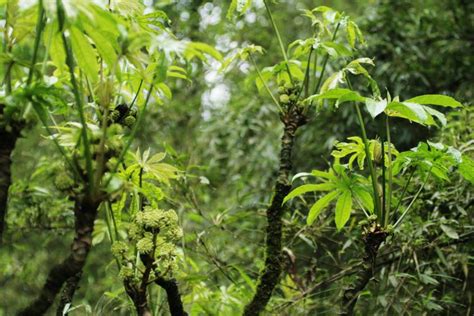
155 276 187 316
140 253 188 316
18 195 101 316
123 281 153 316
0 118 22 244
243 107 307 316
341 224 388 315
56 272 82 316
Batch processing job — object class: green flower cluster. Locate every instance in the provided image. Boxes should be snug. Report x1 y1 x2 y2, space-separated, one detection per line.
111 207 183 282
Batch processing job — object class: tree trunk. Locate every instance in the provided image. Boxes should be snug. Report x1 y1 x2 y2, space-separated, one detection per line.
243 107 307 316
341 224 388 315
0 124 21 245
18 195 101 315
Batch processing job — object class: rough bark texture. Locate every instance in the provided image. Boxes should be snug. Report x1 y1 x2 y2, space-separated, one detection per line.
341 224 388 315
243 107 307 316
139 253 187 316
123 281 152 316
56 272 82 316
155 276 188 316
0 121 22 245
18 195 101 316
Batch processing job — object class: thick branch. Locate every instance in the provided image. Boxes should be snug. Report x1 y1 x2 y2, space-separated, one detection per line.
244 107 307 315
123 281 152 316
155 276 187 316
56 272 82 316
140 253 187 316
18 196 101 315
0 117 22 245
341 224 388 315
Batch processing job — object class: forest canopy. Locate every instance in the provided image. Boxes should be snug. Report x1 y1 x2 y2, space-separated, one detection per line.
0 0 473 315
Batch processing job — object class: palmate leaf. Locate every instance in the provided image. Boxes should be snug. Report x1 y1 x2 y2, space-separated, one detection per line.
352 185 374 213
283 183 336 204
81 22 118 68
392 142 459 181
307 190 339 225
384 94 462 126
69 26 99 83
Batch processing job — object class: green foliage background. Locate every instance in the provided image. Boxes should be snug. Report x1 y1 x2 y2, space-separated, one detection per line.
0 0 472 315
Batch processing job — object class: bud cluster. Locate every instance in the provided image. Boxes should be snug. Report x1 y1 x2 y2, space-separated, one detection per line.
111 207 183 281
277 81 303 108
108 103 137 128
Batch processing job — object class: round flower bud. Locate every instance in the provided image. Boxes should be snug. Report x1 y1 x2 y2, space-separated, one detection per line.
124 116 136 127
110 110 120 122
284 82 293 90
279 94 290 104
111 241 129 257
136 233 154 253
119 266 134 280
54 172 74 191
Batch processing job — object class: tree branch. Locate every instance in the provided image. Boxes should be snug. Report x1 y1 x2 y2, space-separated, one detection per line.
244 106 307 315
341 224 388 315
0 111 23 245
18 195 101 315
56 272 82 316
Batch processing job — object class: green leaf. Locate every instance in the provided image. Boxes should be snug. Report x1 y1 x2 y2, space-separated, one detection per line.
82 24 117 68
346 21 356 48
405 94 462 108
423 106 447 126
440 224 459 239
227 0 252 20
307 190 339 225
459 155 474 184
311 169 337 181
365 98 387 118
307 88 365 105
283 183 335 204
385 101 430 125
188 42 223 61
353 186 374 213
319 71 344 93
335 190 352 230
69 26 99 83
322 41 352 57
